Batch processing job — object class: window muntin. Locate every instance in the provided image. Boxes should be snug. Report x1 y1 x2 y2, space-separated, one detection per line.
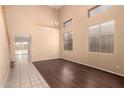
88 20 115 53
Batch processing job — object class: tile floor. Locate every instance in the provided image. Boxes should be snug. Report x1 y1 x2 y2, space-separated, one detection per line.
4 55 50 88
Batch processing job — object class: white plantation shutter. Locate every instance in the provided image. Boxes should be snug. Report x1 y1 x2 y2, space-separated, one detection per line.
100 20 114 53
88 20 114 53
64 32 73 50
89 25 100 52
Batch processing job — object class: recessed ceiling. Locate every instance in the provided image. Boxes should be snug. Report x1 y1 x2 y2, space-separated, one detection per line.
49 5 63 10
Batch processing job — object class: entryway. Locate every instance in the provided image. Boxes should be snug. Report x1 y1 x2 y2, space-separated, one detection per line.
15 36 31 62
4 35 49 88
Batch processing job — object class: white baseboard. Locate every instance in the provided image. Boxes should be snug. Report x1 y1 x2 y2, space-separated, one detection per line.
0 68 10 88
32 57 61 62
61 57 124 77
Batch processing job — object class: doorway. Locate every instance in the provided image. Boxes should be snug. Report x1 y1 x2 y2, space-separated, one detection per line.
15 36 31 62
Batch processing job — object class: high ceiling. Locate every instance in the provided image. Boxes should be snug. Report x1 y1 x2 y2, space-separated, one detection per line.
48 5 63 10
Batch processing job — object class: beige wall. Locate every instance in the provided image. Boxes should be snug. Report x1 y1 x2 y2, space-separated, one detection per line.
4 6 60 61
32 26 60 61
60 5 124 75
0 6 10 87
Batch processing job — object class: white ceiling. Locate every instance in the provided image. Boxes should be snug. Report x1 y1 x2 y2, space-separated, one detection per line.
49 5 63 10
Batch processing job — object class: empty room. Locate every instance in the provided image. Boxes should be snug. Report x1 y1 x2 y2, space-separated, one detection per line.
0 5 124 88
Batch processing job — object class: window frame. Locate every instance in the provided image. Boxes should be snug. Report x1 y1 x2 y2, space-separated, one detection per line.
63 18 73 28
87 20 115 55
63 31 73 51
88 5 112 18
88 5 100 17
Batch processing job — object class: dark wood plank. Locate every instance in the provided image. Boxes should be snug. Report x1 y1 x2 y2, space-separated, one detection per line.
33 58 124 88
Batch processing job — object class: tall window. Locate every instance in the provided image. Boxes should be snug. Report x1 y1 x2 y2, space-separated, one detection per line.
88 5 112 17
64 32 73 50
88 20 115 53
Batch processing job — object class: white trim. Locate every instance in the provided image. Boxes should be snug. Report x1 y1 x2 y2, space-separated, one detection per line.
61 57 124 77
0 68 10 88
32 57 61 62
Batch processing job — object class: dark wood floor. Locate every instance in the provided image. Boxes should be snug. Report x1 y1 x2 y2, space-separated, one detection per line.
33 58 124 88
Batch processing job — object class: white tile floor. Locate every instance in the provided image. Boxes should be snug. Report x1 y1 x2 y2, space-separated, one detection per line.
4 55 50 88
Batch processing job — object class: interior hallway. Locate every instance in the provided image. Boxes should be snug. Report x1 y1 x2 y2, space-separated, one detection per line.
4 55 49 88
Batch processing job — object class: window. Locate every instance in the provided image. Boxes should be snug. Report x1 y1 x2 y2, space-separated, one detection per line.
88 5 112 17
88 20 115 53
64 32 73 50
63 19 73 28
89 25 100 52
